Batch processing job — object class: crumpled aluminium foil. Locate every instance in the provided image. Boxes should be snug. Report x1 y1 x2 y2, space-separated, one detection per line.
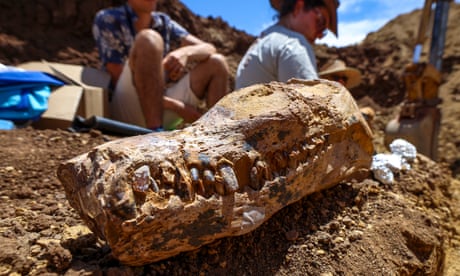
371 139 417 185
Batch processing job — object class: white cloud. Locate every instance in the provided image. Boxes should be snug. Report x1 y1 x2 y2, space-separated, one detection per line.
379 0 426 17
321 0 434 47
337 0 364 13
320 19 387 47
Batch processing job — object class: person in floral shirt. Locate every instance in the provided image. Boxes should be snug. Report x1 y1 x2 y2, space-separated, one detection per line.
93 0 229 130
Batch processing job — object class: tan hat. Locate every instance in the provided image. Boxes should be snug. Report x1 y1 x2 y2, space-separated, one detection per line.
319 59 362 89
269 0 339 36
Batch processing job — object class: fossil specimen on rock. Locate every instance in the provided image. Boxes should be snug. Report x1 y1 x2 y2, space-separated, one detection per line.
57 79 374 265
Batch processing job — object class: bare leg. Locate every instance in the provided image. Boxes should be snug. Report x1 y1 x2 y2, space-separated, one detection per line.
189 53 230 107
129 29 164 129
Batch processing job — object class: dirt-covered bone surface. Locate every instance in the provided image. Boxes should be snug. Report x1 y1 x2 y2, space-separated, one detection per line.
57 79 374 265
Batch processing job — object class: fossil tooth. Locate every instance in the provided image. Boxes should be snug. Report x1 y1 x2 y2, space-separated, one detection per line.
190 167 200 182
160 161 176 187
190 167 205 195
288 150 300 169
203 169 215 184
175 168 194 201
249 166 263 190
249 160 270 190
219 165 239 194
256 160 270 180
133 165 151 193
200 169 215 197
108 189 136 220
151 178 160 193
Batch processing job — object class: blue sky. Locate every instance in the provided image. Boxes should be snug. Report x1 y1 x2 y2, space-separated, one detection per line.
180 0 459 47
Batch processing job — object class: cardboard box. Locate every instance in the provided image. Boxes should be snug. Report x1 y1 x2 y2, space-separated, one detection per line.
18 61 111 120
45 62 111 118
32 85 84 130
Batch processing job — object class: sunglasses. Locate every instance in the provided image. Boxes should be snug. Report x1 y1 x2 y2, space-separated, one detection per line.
332 75 348 83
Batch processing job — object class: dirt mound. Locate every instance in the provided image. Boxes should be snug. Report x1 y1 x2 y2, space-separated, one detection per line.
0 0 254 89
0 1 460 275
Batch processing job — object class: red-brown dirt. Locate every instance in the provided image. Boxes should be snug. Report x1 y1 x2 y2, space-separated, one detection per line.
0 1 459 275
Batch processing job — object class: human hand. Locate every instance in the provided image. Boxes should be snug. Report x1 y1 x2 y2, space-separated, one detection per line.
180 103 202 123
163 50 187 81
163 96 202 123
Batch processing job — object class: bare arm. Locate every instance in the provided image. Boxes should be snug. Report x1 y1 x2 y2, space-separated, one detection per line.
163 96 202 123
163 34 216 81
179 34 217 62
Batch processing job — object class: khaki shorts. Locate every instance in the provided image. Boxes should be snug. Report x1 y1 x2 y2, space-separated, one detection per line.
110 62 205 130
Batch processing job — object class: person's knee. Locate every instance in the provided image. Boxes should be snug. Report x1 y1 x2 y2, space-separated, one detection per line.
133 29 164 55
208 53 229 76
130 30 164 71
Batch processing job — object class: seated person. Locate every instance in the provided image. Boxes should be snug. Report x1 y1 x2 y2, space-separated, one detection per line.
93 0 230 130
235 0 340 89
319 59 362 89
320 59 375 122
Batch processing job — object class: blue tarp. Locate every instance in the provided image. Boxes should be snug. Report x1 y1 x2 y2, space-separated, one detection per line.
0 70 64 121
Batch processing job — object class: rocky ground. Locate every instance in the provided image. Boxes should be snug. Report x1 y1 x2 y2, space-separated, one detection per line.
0 1 459 275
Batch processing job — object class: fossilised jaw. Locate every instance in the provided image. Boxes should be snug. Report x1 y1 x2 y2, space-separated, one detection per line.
97 80 371 210
120 132 328 205
57 79 374 265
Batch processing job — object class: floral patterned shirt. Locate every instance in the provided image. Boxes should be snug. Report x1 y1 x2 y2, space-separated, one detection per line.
92 3 189 67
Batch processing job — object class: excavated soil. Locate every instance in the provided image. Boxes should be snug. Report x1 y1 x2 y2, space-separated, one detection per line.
0 1 460 275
